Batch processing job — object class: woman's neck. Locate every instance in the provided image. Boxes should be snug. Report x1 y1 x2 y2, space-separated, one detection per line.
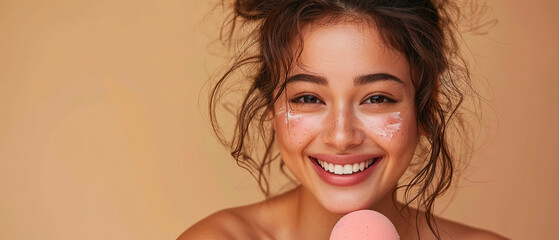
278 185 416 240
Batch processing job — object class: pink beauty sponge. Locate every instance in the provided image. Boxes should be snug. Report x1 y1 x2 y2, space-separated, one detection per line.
330 210 399 240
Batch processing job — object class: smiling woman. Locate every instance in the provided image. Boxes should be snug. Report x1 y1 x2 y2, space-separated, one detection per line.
271 21 418 215
179 0 507 239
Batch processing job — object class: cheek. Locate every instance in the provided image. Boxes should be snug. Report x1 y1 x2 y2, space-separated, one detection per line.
274 110 324 147
359 112 405 142
359 111 418 157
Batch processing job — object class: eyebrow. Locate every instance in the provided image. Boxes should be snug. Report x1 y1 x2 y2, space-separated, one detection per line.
354 73 405 86
286 73 405 86
286 74 328 85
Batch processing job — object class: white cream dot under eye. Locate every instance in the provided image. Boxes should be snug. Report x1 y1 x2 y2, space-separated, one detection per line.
358 112 402 142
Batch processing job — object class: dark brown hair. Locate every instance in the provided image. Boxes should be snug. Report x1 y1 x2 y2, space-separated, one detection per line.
209 0 477 238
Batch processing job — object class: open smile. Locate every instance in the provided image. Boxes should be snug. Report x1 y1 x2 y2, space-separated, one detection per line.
308 154 383 186
310 156 379 175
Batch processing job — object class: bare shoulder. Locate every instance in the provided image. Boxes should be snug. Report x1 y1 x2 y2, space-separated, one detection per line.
434 216 509 240
177 209 255 240
177 189 297 240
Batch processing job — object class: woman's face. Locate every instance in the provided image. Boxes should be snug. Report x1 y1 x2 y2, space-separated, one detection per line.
272 20 418 214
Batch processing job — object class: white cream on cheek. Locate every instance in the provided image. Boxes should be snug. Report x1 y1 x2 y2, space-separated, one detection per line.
275 107 304 125
275 107 325 145
357 112 403 142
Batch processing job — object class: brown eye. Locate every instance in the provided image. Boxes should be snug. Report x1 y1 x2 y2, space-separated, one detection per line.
291 95 323 104
363 95 395 104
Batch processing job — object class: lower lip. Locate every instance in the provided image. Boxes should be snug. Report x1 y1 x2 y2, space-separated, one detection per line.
310 157 380 186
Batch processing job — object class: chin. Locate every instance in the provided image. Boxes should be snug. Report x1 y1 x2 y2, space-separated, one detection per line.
315 188 382 215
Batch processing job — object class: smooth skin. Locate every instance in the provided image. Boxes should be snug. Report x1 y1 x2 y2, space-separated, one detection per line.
179 19 508 240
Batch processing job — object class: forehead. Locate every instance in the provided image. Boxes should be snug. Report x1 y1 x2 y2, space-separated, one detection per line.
290 19 410 82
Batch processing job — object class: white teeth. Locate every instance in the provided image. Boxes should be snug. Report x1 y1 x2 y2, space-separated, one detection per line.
333 165 343 174
343 164 353 174
316 157 379 175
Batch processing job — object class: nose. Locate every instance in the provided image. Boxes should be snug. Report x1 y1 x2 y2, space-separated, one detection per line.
321 106 364 151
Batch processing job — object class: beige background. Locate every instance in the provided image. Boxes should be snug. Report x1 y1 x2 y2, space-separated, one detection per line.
0 0 557 239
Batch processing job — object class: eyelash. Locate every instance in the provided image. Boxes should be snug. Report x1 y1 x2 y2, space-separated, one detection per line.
289 94 396 105
290 94 323 104
362 94 396 104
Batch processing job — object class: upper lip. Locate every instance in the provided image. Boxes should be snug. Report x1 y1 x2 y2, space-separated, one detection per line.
308 153 381 165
